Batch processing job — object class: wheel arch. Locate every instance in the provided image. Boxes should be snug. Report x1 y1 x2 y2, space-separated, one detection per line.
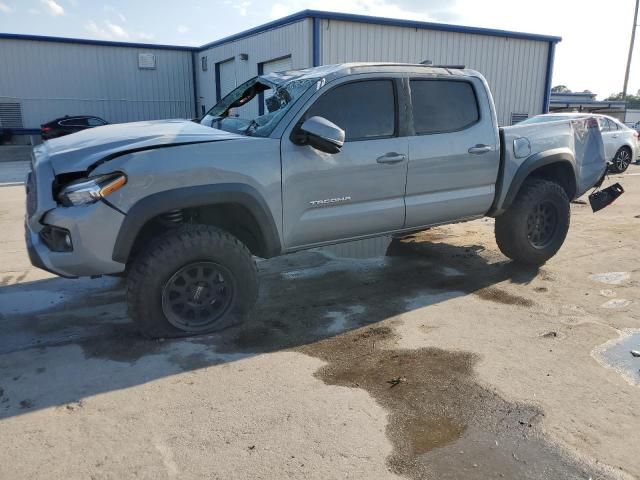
498 151 577 214
112 184 282 263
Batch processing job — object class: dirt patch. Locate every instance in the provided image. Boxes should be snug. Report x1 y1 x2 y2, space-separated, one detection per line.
77 325 164 363
474 287 534 307
297 325 603 480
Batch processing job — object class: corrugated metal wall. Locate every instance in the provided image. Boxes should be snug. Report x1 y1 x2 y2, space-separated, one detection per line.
196 19 312 118
319 19 550 126
0 16 551 131
0 39 195 128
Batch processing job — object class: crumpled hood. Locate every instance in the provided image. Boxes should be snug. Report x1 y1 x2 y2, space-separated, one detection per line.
42 119 243 173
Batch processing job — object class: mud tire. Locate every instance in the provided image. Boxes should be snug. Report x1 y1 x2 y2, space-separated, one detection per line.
495 178 570 266
127 224 258 338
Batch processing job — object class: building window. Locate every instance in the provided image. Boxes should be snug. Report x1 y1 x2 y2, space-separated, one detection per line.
201 56 208 72
511 113 529 125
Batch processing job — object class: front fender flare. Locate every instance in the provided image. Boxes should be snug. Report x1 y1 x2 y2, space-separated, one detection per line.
111 183 282 263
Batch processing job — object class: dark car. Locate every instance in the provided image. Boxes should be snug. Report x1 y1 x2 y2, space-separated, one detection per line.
41 115 108 140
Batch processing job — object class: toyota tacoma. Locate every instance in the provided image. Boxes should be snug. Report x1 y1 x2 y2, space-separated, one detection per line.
25 63 609 337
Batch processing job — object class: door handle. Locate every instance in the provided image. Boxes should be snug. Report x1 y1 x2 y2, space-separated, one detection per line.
376 152 406 164
468 144 492 155
612 134 618 138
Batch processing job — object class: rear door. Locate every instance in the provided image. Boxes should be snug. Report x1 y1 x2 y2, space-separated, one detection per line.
598 117 616 160
280 77 408 249
405 77 500 228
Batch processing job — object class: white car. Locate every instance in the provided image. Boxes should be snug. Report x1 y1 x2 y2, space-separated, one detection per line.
520 113 638 173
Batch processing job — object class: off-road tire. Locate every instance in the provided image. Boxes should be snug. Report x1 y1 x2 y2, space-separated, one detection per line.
127 224 258 338
495 178 570 266
609 147 632 174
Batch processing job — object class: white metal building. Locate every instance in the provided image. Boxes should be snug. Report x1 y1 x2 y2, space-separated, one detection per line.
0 10 560 137
0 36 195 135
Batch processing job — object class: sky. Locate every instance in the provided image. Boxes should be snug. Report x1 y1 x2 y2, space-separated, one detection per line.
0 0 638 99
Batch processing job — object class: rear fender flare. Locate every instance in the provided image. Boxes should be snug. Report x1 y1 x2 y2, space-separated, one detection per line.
499 150 577 213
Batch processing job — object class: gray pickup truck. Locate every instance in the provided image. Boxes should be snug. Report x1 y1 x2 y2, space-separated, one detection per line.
25 63 607 337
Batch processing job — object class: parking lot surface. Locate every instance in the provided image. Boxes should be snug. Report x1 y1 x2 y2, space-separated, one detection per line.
1 161 639 479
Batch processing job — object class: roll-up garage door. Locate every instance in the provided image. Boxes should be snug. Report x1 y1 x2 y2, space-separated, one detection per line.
262 56 292 115
263 56 292 75
218 58 237 98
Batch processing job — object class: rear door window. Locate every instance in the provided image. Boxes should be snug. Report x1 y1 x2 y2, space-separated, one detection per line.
87 117 106 126
306 80 396 141
599 118 611 132
60 118 88 127
410 80 479 135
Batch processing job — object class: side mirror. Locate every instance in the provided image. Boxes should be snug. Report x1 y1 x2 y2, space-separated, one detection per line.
299 116 345 154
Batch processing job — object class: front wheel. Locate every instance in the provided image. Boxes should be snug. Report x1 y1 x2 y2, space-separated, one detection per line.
610 147 632 173
495 178 570 266
127 225 258 338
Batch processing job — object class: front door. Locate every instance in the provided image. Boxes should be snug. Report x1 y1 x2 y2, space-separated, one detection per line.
281 78 408 249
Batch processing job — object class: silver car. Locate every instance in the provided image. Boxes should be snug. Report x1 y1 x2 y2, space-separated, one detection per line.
520 113 638 172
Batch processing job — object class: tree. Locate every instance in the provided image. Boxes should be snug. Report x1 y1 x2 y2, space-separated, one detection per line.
551 85 571 93
581 89 593 94
606 92 640 109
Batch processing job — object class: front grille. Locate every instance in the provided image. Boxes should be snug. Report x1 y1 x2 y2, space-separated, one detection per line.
26 170 37 217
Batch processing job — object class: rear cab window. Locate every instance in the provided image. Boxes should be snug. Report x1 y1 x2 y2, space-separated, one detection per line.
409 79 480 135
305 79 396 141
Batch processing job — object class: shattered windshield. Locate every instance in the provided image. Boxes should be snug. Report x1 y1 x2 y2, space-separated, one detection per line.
200 75 319 137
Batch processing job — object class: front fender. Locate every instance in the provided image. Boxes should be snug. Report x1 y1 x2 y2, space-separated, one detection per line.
111 183 282 263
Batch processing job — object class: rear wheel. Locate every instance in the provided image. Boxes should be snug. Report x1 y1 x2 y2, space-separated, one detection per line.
610 147 632 173
127 225 258 338
495 178 570 266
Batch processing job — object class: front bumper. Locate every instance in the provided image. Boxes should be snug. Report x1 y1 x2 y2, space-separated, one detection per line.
25 201 127 278
25 193 125 278
25 145 129 278
25 221 72 277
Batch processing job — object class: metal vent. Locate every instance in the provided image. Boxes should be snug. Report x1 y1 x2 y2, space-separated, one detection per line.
138 53 156 69
511 113 529 125
0 102 23 128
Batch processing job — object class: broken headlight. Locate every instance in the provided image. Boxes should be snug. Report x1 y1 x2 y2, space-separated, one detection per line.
58 173 127 206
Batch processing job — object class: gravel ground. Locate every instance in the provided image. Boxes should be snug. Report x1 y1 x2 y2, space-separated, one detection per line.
0 162 639 479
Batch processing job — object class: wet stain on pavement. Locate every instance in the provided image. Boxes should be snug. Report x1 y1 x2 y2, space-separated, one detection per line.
594 329 640 385
297 325 605 480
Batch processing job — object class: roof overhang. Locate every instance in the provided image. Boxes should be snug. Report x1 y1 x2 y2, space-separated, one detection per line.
0 10 562 53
